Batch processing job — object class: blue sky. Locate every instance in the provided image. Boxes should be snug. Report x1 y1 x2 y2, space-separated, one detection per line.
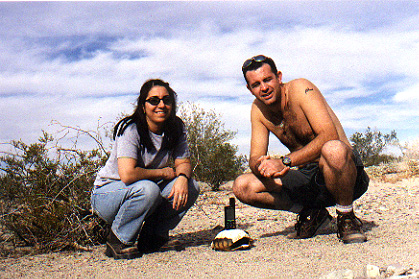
0 1 418 156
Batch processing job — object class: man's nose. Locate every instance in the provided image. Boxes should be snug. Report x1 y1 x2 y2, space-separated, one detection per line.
260 82 268 91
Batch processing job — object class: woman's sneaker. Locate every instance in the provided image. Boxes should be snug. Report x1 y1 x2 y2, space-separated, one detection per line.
336 211 367 244
105 230 142 259
287 208 332 239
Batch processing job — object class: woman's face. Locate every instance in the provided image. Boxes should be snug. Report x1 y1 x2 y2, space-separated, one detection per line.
144 85 173 132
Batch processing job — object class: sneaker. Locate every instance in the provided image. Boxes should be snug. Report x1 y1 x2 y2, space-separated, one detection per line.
105 230 142 259
337 211 367 244
287 208 332 239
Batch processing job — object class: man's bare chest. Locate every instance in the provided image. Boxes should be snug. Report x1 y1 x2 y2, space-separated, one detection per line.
265 109 314 150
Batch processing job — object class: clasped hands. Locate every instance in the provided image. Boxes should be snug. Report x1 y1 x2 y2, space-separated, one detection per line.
257 155 290 178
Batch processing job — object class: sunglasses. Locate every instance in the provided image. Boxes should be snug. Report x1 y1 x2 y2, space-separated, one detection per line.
145 95 173 106
242 55 269 70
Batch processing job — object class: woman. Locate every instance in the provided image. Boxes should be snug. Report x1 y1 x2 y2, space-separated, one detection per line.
91 79 199 259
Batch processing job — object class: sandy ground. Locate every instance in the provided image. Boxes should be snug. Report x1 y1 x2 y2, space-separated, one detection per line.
1 177 418 279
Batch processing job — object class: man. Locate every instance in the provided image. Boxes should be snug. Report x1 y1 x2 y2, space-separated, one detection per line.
233 55 369 244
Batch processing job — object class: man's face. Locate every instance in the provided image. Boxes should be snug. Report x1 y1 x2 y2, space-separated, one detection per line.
245 63 282 106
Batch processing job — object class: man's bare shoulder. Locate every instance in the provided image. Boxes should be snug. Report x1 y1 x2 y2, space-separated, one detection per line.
286 78 323 103
287 78 316 93
251 99 268 117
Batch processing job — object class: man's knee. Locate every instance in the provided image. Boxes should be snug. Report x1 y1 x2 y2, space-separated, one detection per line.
232 174 251 202
320 140 353 170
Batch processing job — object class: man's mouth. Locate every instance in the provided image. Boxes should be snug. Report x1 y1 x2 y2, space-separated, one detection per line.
261 92 273 99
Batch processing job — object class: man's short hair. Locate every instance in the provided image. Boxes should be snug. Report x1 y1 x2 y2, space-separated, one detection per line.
242 55 278 83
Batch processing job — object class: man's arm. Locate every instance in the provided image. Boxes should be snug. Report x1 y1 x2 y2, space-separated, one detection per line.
286 79 339 166
249 101 270 176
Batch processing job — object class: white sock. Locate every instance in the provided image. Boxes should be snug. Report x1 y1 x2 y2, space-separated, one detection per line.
289 203 304 214
336 204 353 214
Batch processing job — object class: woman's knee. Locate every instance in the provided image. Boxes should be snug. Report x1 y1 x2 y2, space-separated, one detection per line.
128 180 161 202
188 179 200 203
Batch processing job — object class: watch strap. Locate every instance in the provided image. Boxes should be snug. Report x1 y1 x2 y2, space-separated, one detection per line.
177 173 189 179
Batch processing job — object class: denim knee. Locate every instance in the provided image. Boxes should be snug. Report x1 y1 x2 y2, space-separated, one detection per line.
127 180 162 206
187 179 200 207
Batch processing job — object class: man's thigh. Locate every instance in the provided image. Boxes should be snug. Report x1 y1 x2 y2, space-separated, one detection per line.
236 172 285 193
280 163 325 207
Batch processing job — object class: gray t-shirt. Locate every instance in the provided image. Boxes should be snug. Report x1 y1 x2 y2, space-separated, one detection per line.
94 123 190 187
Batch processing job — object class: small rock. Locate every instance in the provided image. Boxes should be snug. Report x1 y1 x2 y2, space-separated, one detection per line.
386 263 408 277
366 264 381 279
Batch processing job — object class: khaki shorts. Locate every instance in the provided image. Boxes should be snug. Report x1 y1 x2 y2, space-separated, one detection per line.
281 149 369 208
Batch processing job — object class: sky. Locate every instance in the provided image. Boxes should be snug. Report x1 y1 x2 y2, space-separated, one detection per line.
0 1 418 157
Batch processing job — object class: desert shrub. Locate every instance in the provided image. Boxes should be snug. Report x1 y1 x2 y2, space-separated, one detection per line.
350 127 399 166
401 139 419 160
0 128 109 256
179 102 247 190
400 140 419 177
0 104 247 255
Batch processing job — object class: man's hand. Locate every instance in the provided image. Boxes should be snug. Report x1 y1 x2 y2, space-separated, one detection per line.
257 155 290 178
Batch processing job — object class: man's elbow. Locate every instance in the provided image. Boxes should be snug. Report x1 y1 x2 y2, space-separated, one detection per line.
323 128 339 142
248 159 260 177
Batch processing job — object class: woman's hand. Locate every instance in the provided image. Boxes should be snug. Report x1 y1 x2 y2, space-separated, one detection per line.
168 175 189 210
118 158 178 184
160 167 176 180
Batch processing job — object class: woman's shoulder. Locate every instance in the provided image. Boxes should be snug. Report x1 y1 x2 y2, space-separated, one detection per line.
117 122 140 140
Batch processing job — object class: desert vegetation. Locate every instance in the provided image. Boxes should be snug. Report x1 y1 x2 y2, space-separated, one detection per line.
0 109 417 258
0 104 246 257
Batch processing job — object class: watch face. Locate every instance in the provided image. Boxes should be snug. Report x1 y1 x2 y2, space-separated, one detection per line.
283 156 292 166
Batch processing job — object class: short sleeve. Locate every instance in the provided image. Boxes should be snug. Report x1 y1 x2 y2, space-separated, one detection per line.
172 123 190 160
116 124 140 160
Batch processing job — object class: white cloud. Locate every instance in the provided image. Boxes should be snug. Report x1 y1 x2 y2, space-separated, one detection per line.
1 1 419 156
394 83 419 102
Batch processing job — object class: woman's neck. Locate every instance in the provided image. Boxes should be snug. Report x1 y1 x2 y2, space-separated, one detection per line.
147 120 164 135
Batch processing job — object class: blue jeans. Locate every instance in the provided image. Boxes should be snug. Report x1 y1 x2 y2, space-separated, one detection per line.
91 178 199 245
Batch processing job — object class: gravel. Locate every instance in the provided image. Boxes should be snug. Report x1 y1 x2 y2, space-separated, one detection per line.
1 177 418 279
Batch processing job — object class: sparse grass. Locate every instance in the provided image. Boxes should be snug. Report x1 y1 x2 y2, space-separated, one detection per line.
365 138 419 182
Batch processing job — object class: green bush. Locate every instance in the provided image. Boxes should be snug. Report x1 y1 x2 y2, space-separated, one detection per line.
0 106 247 255
0 130 109 256
179 102 247 190
350 127 399 166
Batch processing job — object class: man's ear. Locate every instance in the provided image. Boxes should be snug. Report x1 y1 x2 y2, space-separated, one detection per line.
277 71 282 82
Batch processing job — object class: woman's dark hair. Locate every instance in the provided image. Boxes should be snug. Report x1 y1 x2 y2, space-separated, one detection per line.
113 79 183 151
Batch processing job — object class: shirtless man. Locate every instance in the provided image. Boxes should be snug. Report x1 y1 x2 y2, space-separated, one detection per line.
233 55 369 244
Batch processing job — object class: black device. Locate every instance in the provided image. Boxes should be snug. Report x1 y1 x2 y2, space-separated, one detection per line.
282 156 292 167
224 197 236 229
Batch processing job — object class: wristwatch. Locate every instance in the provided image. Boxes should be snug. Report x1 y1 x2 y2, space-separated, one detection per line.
281 156 292 167
177 173 189 180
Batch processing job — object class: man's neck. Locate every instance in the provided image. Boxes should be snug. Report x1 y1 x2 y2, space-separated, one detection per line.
267 83 286 114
